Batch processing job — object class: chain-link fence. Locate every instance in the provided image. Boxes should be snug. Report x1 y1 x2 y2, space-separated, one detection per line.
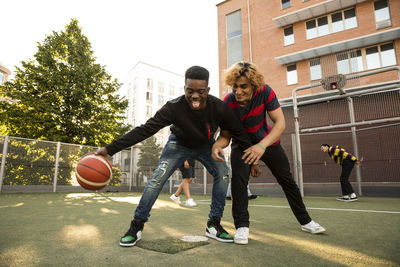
0 135 215 194
287 66 400 197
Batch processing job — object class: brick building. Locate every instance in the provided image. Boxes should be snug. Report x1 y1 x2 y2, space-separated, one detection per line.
216 0 400 196
216 0 399 99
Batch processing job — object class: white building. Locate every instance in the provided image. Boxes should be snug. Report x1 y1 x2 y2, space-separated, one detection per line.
125 61 184 146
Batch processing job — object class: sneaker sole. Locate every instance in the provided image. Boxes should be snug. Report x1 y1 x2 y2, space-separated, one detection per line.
336 198 358 202
119 241 137 247
234 238 248 245
301 228 326 234
205 232 234 243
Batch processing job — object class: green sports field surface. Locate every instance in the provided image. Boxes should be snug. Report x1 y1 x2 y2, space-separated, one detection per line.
0 192 399 267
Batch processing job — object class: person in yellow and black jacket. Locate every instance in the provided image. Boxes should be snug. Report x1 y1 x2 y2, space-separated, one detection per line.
321 144 363 202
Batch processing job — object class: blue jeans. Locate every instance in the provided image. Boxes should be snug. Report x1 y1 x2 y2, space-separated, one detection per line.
134 134 229 222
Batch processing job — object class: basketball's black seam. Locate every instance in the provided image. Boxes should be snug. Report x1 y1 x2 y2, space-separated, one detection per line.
78 163 110 179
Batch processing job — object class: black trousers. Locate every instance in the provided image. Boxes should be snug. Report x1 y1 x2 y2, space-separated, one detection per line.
340 159 356 196
230 143 311 228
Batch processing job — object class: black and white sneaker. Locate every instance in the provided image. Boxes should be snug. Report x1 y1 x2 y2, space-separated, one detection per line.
336 195 358 202
119 219 144 247
205 217 234 243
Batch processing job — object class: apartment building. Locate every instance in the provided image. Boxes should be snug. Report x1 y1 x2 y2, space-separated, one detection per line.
112 62 184 186
217 0 399 99
0 61 11 85
125 61 184 146
216 0 400 196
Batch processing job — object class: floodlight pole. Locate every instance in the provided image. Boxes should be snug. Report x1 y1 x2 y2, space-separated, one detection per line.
0 136 9 193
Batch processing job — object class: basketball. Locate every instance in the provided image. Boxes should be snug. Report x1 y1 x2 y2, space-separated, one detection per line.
75 154 112 190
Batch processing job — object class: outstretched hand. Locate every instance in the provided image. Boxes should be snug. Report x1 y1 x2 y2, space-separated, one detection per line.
356 156 364 166
242 144 266 165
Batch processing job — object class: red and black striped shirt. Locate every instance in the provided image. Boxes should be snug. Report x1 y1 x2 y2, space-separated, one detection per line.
224 84 281 145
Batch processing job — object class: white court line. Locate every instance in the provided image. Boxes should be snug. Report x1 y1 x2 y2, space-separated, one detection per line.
195 200 400 214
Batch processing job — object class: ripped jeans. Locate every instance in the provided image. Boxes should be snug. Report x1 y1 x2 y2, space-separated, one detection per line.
134 134 229 222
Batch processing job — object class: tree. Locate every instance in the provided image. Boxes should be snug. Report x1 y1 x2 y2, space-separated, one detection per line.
0 19 130 147
137 136 163 176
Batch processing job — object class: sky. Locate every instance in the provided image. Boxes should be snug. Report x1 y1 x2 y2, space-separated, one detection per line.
0 0 221 96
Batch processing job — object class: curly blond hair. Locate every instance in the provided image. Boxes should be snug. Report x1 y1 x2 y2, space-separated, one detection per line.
224 61 265 91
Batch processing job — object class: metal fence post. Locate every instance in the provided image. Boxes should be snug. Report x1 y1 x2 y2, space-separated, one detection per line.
0 136 9 193
53 142 61 193
347 97 362 196
291 134 299 186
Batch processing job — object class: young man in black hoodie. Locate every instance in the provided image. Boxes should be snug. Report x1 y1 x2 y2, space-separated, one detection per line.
96 66 259 247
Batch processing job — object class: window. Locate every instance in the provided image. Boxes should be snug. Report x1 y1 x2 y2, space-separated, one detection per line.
282 0 291 9
335 43 395 74
169 85 175 96
284 26 294 46
158 95 164 105
331 12 344 33
146 92 152 102
306 8 357 39
317 16 329 36
381 43 396 67
336 50 363 74
226 10 243 67
286 64 298 85
337 53 351 74
366 43 396 70
0 72 4 84
309 58 322 80
344 8 357 29
147 78 153 90
366 46 380 70
350 50 364 73
306 20 317 39
158 82 164 93
374 0 390 22
374 0 391 28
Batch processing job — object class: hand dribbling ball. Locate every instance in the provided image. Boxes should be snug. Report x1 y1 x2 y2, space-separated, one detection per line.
75 154 112 190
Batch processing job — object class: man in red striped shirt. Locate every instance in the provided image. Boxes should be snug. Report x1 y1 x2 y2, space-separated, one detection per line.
212 61 325 245
321 144 363 202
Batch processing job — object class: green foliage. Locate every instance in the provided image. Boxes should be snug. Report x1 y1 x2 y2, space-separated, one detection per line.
109 166 122 186
3 138 95 186
0 18 130 147
137 136 163 176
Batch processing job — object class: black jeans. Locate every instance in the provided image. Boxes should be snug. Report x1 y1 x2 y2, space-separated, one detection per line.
230 143 311 228
340 159 355 196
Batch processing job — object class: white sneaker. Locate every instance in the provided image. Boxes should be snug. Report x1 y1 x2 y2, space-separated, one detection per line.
170 194 181 205
301 220 326 234
234 227 249 244
185 198 197 207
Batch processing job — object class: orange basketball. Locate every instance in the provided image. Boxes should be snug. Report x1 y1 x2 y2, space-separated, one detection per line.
75 154 112 190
